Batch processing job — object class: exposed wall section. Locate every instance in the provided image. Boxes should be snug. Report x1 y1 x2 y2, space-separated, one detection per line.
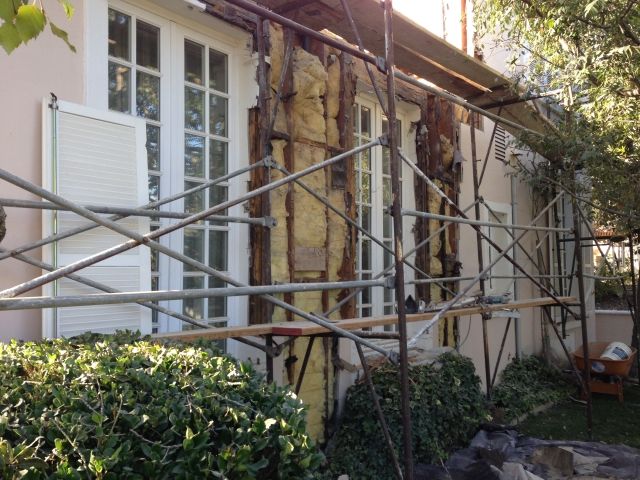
414 96 460 347
255 22 358 441
250 22 461 441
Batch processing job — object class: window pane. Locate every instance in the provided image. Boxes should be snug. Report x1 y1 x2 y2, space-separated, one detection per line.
108 62 130 113
208 276 227 318
362 205 371 232
361 172 371 204
108 9 130 61
361 149 370 171
151 248 159 272
362 239 371 270
185 40 204 84
148 175 160 202
184 181 204 214
384 287 393 303
383 214 392 239
383 148 390 175
209 95 228 137
184 134 205 177
209 185 228 225
136 20 159 70
384 241 393 269
360 106 371 137
210 185 227 206
136 71 160 120
185 87 205 131
352 104 359 131
183 276 204 320
183 228 204 271
209 49 227 92
209 230 228 271
383 177 392 205
146 124 160 171
209 140 228 179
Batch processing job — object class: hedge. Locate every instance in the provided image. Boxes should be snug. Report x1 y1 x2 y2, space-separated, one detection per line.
325 352 489 479
0 332 323 479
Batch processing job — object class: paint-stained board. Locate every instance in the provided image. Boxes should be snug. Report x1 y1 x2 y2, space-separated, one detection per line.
295 247 327 271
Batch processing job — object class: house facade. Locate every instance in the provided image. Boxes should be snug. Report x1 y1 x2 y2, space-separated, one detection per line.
0 0 596 441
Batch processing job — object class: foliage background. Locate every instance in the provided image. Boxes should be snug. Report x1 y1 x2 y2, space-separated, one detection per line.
476 0 640 232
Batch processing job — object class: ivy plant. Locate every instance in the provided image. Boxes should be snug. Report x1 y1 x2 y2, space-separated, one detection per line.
324 353 489 479
492 356 572 422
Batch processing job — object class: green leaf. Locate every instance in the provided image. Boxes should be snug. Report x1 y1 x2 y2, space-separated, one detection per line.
58 0 74 18
14 4 46 43
0 21 21 54
0 0 18 22
50 22 75 52
246 457 269 474
584 0 600 15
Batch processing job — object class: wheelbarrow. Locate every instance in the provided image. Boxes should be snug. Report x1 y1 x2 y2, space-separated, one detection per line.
573 342 637 403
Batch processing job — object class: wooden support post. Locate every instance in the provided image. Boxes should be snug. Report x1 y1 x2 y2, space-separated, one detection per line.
249 18 273 327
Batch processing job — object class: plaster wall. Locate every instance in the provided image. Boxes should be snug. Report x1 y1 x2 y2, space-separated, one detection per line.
595 310 634 346
0 3 85 342
457 120 545 388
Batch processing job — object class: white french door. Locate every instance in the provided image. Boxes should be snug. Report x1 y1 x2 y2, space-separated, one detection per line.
105 1 249 340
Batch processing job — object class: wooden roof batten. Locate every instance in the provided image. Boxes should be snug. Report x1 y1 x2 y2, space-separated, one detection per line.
256 0 552 135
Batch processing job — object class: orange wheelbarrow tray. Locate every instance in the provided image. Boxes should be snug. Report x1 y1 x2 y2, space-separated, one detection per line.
573 342 637 377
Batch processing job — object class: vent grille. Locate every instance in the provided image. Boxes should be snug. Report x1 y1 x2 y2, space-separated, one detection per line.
494 125 507 163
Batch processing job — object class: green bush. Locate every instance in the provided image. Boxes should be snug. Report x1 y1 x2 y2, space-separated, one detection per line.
0 332 323 479
492 356 571 422
595 278 622 303
325 353 488 479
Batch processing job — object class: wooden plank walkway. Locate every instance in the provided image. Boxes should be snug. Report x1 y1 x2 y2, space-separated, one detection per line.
153 296 575 341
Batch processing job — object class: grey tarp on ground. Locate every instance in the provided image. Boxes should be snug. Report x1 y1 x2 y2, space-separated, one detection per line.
416 427 640 479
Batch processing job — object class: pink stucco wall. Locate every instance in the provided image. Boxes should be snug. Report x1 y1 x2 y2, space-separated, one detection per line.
0 3 85 341
595 310 635 346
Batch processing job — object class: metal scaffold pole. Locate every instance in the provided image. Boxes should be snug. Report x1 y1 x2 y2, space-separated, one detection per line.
470 118 492 397
571 198 593 439
383 0 413 477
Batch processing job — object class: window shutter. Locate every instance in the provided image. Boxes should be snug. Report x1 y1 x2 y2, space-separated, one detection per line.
42 99 151 338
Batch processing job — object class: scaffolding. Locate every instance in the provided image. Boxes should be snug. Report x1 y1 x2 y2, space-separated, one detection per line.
0 1 615 478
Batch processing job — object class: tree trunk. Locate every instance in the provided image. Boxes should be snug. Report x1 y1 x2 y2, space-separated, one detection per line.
0 206 6 244
628 234 640 378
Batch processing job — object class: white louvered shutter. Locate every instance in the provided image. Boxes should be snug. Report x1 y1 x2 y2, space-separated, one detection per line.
42 100 151 338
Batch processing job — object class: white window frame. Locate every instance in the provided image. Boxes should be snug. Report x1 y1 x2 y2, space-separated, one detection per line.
353 94 417 325
84 0 254 355
481 200 513 295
